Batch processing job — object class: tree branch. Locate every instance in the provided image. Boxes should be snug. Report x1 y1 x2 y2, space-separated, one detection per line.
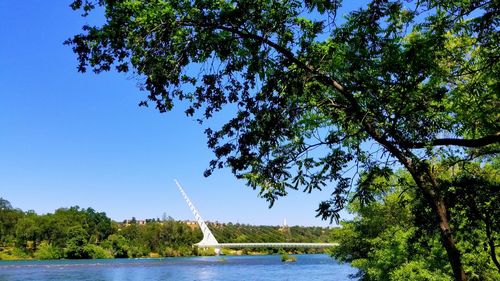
181 19 348 95
409 133 500 148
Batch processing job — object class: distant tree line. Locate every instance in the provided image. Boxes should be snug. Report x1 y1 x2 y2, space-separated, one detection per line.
209 222 332 254
0 199 335 259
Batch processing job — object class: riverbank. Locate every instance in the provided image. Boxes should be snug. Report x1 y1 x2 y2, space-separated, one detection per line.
0 247 329 261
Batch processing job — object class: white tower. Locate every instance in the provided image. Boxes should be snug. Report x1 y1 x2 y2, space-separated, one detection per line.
174 180 220 253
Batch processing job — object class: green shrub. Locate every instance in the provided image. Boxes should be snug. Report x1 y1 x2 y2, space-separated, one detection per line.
389 261 451 281
196 247 216 256
34 242 63 260
280 253 296 262
82 244 113 259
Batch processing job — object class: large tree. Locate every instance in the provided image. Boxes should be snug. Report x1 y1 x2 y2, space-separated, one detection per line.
66 1 499 279
332 163 500 280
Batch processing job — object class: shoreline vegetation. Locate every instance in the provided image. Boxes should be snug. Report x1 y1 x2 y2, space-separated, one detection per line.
0 198 336 261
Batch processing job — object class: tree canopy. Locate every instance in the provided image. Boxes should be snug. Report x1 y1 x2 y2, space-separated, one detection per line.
66 1 499 280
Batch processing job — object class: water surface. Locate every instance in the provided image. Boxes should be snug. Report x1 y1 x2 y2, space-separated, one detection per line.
0 254 357 281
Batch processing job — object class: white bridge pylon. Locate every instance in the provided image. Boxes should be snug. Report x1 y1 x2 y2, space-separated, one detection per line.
174 180 338 252
174 179 219 248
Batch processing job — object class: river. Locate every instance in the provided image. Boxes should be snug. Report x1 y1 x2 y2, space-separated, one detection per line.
0 254 357 281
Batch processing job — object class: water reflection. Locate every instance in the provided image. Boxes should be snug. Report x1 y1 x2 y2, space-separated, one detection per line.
196 266 218 280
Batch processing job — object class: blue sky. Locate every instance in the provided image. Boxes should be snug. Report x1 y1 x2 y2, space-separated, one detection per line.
0 2 365 227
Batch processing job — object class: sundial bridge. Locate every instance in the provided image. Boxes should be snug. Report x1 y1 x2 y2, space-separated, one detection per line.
174 180 338 254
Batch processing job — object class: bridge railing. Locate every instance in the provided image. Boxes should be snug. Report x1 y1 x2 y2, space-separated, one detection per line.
198 243 338 248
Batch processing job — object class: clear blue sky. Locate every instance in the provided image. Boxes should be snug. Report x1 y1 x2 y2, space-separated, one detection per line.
0 2 362 227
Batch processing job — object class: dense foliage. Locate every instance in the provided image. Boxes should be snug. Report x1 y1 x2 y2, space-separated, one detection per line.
0 199 334 259
332 161 499 281
66 1 499 279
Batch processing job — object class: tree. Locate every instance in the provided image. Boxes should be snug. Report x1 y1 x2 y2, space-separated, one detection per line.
103 234 129 258
0 198 13 210
0 198 23 246
66 1 499 279
64 225 90 259
440 160 500 275
332 166 499 280
15 212 42 252
83 207 113 243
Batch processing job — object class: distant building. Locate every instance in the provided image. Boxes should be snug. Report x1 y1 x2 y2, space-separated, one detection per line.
122 219 147 226
182 220 198 230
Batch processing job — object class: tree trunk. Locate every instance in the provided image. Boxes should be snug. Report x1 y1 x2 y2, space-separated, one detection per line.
353 107 468 280
433 198 468 281
485 214 500 271
399 156 467 281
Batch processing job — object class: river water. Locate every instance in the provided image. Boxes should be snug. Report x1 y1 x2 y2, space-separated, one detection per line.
0 254 357 281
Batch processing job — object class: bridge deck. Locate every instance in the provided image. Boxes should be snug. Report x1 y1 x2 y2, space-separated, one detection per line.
198 243 338 248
